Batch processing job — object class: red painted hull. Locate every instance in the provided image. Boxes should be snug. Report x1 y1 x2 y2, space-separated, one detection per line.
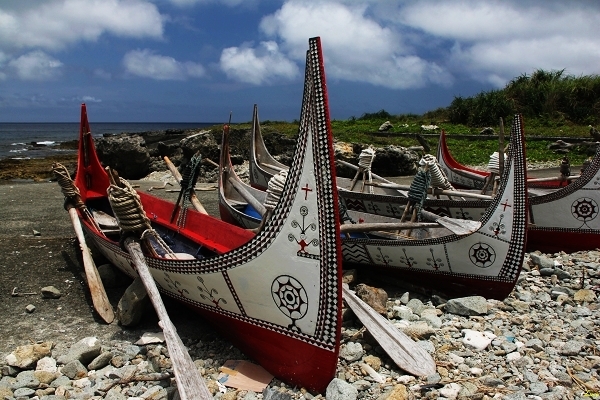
188 303 338 392
527 228 600 254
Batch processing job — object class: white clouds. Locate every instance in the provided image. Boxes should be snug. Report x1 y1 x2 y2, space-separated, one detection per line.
247 1 452 89
0 0 164 51
220 41 299 85
123 49 206 80
81 96 102 103
8 51 63 81
166 0 250 6
396 0 600 87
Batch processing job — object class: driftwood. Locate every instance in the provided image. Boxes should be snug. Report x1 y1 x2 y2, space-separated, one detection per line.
342 284 436 377
67 205 115 324
123 237 212 400
163 156 208 215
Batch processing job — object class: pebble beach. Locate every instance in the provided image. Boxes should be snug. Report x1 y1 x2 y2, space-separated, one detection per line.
1 172 599 400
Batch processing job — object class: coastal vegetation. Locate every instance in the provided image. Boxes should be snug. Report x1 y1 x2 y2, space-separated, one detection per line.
233 69 600 167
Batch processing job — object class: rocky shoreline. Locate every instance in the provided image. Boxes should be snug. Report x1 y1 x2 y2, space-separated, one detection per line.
0 139 597 399
1 241 599 399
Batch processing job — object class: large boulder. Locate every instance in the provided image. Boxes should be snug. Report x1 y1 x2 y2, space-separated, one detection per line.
95 134 150 179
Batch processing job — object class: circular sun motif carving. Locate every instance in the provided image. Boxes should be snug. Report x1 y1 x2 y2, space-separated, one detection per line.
571 197 599 222
469 242 496 268
271 275 308 321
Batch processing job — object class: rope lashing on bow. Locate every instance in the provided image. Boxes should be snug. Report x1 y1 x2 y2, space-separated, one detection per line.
53 163 85 209
405 159 432 221
52 162 101 231
107 174 174 258
264 170 288 211
560 156 571 177
358 147 376 194
487 152 504 174
421 154 454 190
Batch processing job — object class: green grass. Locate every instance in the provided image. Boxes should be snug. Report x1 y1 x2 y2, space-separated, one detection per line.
221 114 595 167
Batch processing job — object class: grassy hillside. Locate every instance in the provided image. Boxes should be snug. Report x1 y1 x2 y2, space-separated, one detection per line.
229 70 600 167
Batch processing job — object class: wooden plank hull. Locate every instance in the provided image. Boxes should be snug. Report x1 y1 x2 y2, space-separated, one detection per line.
69 37 343 393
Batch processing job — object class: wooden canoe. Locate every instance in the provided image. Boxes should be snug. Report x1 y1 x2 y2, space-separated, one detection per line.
221 114 530 300
436 129 578 190
65 37 343 393
249 103 600 254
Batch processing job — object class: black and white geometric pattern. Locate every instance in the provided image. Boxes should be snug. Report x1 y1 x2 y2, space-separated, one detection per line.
340 114 529 297
85 37 342 352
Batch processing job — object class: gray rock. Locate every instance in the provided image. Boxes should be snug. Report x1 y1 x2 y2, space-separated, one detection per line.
326 378 358 400
50 375 72 388
13 387 36 397
399 292 410 304
104 387 128 400
62 360 87 380
406 298 426 316
391 305 415 320
417 340 435 354
539 386 572 400
553 268 572 280
87 351 113 370
339 342 364 362
11 370 39 390
25 304 36 313
57 337 101 365
445 296 488 316
529 381 548 394
525 338 544 352
263 387 293 400
117 277 150 327
41 286 61 299
480 376 503 387
96 134 151 179
502 391 527 400
560 340 584 356
352 380 372 391
426 373 441 384
530 253 555 269
420 313 442 328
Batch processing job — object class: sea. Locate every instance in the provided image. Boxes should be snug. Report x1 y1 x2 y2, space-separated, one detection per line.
0 122 216 160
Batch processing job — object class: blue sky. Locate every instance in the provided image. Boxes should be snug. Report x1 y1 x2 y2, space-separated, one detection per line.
1 0 599 123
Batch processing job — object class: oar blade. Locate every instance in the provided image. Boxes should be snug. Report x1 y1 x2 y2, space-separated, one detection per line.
68 208 115 324
436 216 481 236
342 285 436 377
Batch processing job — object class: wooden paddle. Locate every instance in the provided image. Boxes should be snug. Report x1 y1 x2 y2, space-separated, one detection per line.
365 181 493 200
342 284 436 377
123 236 212 400
106 169 211 400
223 173 437 376
66 204 115 324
